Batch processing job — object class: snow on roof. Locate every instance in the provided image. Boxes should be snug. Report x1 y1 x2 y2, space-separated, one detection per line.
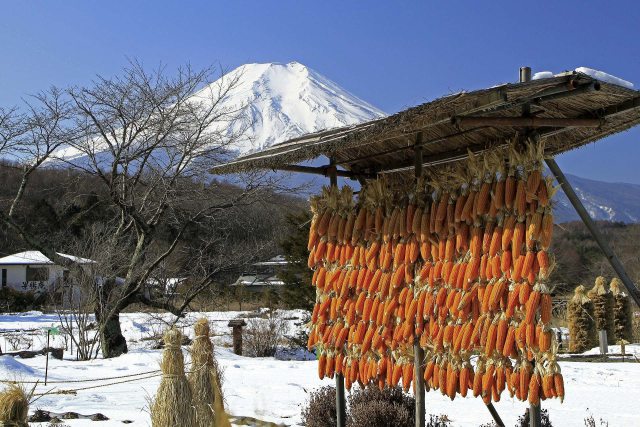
253 255 288 266
0 251 95 265
533 67 634 89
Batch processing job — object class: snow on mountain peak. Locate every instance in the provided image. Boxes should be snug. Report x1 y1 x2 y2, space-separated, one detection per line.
207 61 386 153
52 61 386 163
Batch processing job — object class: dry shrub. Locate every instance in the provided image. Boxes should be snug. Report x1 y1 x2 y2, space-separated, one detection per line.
610 278 634 342
568 285 597 352
347 386 415 427
426 414 452 427
244 311 287 357
589 276 615 344
188 318 229 427
0 384 29 427
150 328 196 427
300 386 337 427
516 408 554 427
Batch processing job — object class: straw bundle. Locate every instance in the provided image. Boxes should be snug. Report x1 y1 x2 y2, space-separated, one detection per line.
188 318 229 427
0 384 29 427
589 276 615 344
151 328 196 427
568 285 597 353
610 278 633 342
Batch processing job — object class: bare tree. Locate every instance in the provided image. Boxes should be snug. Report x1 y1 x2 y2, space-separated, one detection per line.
0 61 282 357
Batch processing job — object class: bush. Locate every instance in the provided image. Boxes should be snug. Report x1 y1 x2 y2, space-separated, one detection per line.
0 287 47 312
243 310 287 357
302 385 415 427
584 410 609 427
516 408 553 427
427 414 452 427
301 386 337 427
348 386 415 427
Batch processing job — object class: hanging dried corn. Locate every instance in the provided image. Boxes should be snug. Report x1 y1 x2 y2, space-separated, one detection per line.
306 139 564 404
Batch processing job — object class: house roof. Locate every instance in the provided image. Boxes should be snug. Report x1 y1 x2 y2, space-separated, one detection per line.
210 71 640 179
233 275 285 287
0 251 94 266
253 255 288 267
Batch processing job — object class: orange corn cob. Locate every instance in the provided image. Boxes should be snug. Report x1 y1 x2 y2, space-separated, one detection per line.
540 293 552 324
525 289 541 324
529 371 541 405
502 324 516 357
504 175 516 210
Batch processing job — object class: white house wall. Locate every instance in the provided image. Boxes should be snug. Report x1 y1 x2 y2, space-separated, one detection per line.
1 264 65 293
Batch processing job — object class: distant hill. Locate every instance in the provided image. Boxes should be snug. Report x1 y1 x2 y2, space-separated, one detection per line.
554 173 640 223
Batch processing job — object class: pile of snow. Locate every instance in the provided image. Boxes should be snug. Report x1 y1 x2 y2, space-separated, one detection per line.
532 66 634 89
0 356 39 379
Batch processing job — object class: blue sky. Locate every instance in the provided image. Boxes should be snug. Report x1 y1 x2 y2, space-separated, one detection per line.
2 1 640 183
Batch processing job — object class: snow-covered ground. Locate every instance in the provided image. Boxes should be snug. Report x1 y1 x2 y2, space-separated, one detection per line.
0 311 639 426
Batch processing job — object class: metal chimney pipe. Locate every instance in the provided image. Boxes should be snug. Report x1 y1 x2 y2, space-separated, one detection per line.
520 66 532 83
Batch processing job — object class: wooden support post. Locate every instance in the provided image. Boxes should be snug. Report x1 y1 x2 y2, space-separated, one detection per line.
520 66 542 427
545 158 640 308
486 403 506 427
228 319 247 355
335 373 346 427
529 404 541 427
414 344 425 427
327 160 346 427
598 330 609 355
413 134 425 427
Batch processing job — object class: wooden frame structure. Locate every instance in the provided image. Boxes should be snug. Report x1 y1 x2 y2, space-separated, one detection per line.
211 66 640 427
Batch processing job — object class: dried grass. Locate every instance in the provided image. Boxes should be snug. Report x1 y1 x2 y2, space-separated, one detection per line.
568 285 597 353
150 328 196 427
610 278 634 342
589 276 615 344
0 384 29 427
188 318 229 427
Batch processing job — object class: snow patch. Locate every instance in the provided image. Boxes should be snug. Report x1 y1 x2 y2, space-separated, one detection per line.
531 67 634 89
575 67 634 89
0 356 40 378
532 71 554 80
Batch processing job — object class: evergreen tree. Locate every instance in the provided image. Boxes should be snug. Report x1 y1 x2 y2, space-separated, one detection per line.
279 210 315 310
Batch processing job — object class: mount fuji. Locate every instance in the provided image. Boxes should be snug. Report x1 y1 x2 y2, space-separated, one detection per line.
50 61 640 224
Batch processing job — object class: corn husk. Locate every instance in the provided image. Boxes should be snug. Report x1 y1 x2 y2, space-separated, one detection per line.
568 285 597 353
151 328 196 427
0 384 29 427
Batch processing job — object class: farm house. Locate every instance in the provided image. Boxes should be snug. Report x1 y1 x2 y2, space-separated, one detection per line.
0 251 94 293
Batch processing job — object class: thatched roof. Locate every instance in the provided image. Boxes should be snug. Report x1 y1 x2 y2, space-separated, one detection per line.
211 71 640 179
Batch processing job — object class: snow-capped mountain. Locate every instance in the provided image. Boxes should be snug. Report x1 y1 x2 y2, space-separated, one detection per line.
53 61 385 163
208 61 386 154
553 173 640 223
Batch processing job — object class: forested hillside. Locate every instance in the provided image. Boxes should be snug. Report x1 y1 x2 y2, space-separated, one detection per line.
0 161 302 284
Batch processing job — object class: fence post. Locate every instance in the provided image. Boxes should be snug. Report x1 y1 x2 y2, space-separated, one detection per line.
44 330 50 386
227 320 246 355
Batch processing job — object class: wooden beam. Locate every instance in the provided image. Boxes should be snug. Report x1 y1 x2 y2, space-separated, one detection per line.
271 164 369 179
453 116 602 128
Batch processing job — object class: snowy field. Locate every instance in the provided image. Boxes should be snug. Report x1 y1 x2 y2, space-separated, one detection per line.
0 311 639 427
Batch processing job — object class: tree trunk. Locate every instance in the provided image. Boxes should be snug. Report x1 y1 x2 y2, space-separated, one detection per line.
98 311 128 358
